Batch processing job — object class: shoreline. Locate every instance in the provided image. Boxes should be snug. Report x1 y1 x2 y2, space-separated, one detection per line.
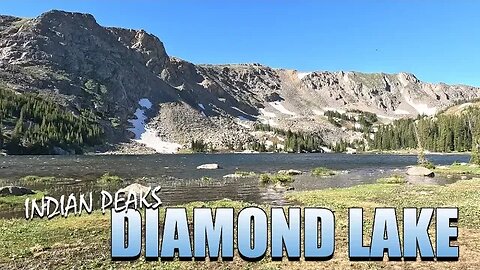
0 150 473 156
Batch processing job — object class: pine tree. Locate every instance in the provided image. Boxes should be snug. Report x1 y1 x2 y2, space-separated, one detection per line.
417 147 428 165
0 118 3 149
0 87 103 154
471 134 480 165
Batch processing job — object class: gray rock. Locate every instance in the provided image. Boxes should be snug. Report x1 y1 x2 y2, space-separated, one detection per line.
197 163 220 170
272 182 295 191
406 167 435 177
0 186 35 196
118 183 151 196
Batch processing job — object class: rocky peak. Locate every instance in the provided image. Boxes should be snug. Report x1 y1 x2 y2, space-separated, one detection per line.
397 72 419 85
33 10 101 38
108 27 169 74
0 15 21 26
36 10 97 25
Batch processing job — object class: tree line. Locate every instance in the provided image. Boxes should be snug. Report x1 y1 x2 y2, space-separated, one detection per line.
254 123 324 153
325 110 378 133
370 107 480 154
0 88 103 154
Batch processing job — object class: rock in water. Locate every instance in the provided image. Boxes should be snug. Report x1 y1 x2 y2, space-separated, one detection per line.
0 186 35 196
196 163 220 170
272 182 295 191
118 183 151 195
406 167 435 177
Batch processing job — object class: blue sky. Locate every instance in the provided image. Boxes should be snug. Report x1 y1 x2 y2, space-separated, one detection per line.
1 1 479 86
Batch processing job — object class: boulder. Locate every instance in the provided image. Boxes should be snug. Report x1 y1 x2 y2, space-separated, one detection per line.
118 183 151 196
0 186 35 196
278 169 302 175
272 182 295 191
196 163 220 170
406 167 435 177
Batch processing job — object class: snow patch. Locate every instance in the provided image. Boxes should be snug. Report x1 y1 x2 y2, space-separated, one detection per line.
320 146 332 153
136 129 181 154
297 71 312 80
128 98 181 153
236 116 252 128
393 109 411 115
237 121 251 129
458 102 473 110
127 98 152 139
268 102 296 115
401 90 437 116
128 108 147 139
312 109 324 116
231 106 254 117
407 101 437 116
259 118 278 126
259 108 276 118
378 115 396 120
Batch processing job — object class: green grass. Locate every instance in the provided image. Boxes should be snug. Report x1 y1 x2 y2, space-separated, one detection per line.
376 174 407 184
20 175 56 184
97 172 123 185
1 181 480 269
434 163 480 175
0 199 255 269
200 176 212 181
311 167 336 177
259 173 293 184
420 161 436 170
0 192 46 211
287 178 480 229
1 180 480 269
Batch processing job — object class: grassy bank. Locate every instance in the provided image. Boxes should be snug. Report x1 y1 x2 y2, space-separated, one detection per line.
311 167 336 177
0 192 46 212
0 180 479 269
434 163 480 175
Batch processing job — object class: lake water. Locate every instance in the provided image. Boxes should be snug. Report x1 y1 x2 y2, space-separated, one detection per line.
0 153 470 218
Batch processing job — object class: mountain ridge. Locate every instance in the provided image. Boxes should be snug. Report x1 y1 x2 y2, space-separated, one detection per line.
1 10 479 154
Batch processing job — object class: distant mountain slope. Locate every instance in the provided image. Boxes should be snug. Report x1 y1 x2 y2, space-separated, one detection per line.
1 10 479 153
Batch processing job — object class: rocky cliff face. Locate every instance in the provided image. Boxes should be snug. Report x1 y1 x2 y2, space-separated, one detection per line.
1 10 479 153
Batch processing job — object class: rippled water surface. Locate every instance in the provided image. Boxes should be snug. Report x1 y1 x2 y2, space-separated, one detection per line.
0 153 470 218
